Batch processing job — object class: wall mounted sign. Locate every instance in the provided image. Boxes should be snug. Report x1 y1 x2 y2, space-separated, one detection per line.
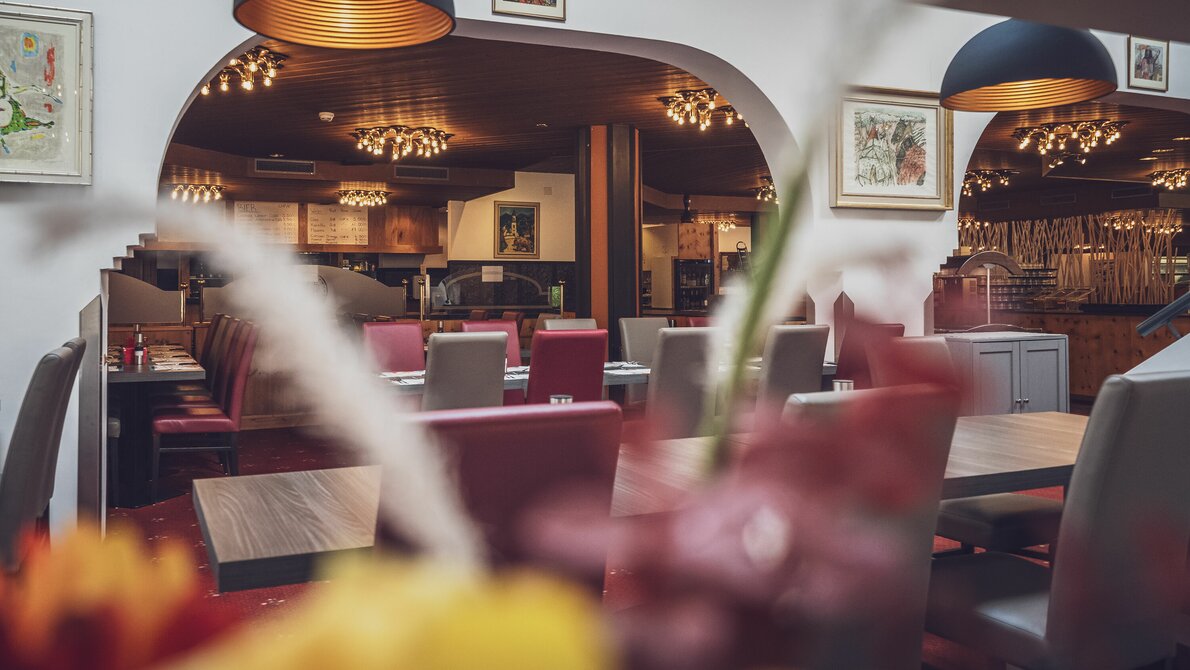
1128 36 1169 92
0 4 92 184
307 204 369 245
830 88 953 211
233 201 299 244
492 0 565 21
481 265 504 282
494 201 540 259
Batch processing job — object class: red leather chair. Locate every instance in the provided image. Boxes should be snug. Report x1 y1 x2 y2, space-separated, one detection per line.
462 320 524 405
834 322 904 389
500 310 525 335
155 318 243 406
469 309 489 321
149 323 258 501
525 330 607 404
687 316 713 327
362 321 425 373
413 401 622 573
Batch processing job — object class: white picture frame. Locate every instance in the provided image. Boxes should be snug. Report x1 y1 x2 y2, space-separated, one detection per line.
0 3 93 184
1128 35 1169 92
492 0 565 22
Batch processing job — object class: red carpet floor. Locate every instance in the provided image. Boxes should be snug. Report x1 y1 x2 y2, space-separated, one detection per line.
107 425 1075 668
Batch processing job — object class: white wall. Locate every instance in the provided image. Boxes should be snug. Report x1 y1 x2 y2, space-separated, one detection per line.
1 0 1184 532
446 171 575 262
642 224 678 260
717 227 752 254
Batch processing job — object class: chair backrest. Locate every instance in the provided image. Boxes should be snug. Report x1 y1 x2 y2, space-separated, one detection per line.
686 316 713 327
461 320 521 367
540 318 598 331
423 332 508 411
525 330 608 404
646 327 712 438
362 321 425 373
44 337 86 498
199 313 228 368
782 384 957 669
211 319 246 407
469 309 488 321
415 401 622 569
222 323 259 430
757 324 830 410
1046 372 1190 667
204 317 241 392
500 311 525 335
834 322 904 389
618 317 670 365
0 345 78 570
867 336 956 389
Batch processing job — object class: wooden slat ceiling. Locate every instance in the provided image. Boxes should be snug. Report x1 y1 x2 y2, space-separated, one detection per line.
965 101 1190 196
168 36 771 198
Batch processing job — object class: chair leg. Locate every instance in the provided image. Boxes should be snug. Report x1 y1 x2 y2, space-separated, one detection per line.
226 434 239 476
150 433 162 503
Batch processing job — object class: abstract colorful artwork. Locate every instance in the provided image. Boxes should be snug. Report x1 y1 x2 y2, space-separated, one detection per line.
831 88 952 210
0 6 91 183
494 201 540 258
1128 36 1169 92
492 0 565 21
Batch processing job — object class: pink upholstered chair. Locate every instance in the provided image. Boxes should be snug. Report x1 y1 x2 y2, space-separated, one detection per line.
362 322 425 373
462 320 525 405
525 330 607 404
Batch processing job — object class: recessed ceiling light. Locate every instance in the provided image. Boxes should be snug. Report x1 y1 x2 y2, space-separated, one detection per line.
1152 148 1175 153
535 122 550 129
268 153 285 158
1174 137 1190 141
1139 156 1160 161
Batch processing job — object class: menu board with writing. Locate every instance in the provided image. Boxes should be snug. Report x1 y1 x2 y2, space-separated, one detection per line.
233 201 299 244
307 205 370 246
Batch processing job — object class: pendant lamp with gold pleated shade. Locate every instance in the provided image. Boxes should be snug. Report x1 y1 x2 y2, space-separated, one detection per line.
941 19 1117 112
233 0 456 50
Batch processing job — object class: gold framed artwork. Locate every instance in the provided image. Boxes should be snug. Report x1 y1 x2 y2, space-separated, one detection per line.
0 4 93 184
830 87 953 210
1128 35 1169 92
492 0 565 21
494 201 540 259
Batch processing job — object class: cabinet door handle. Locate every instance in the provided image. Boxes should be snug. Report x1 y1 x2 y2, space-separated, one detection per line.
1023 398 1030 404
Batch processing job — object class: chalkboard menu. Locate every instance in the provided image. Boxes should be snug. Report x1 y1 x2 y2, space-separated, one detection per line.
307 205 370 246
233 202 299 244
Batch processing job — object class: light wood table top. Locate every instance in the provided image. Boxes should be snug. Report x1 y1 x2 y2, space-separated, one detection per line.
612 412 1088 517
193 465 382 592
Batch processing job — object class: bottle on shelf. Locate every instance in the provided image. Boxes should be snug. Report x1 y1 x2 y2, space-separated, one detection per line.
133 325 146 366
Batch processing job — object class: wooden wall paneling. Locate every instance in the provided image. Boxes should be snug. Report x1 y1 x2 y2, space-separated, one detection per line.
386 206 442 248
588 126 610 329
678 223 712 259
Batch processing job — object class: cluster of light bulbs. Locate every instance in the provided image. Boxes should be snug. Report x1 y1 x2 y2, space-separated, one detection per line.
958 215 990 230
337 190 388 207
755 176 778 204
702 217 738 232
1102 215 1177 235
353 125 452 161
200 46 287 96
962 169 1017 197
659 88 745 131
1150 169 1190 191
170 184 225 204
1012 119 1126 158
1047 151 1088 169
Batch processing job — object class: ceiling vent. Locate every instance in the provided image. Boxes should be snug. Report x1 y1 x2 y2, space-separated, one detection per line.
254 158 317 175
394 165 450 180
1111 185 1154 199
1039 192 1078 206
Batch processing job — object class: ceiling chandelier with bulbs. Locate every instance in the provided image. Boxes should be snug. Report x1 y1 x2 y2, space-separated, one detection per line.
755 176 778 204
200 46 287 96
1151 169 1190 191
701 217 739 232
1012 119 1126 158
170 184 225 204
1047 151 1087 169
659 88 745 131
338 190 389 207
353 125 453 161
962 169 1018 197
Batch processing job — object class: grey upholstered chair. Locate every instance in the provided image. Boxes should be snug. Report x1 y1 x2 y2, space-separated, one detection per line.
422 332 508 411
618 317 669 405
540 318 598 331
0 342 82 571
871 337 1064 556
783 384 958 670
926 372 1190 670
756 324 830 411
646 327 712 439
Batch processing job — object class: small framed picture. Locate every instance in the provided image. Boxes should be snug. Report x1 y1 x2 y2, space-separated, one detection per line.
493 0 565 21
1128 36 1169 92
0 4 93 184
830 87 954 210
494 201 540 259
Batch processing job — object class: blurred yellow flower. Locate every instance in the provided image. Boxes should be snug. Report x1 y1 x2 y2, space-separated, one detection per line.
166 557 617 670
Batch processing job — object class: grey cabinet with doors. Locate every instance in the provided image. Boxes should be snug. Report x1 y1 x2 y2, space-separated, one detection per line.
944 332 1069 416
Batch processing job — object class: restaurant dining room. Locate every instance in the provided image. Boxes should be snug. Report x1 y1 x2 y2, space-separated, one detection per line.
8 1 1190 669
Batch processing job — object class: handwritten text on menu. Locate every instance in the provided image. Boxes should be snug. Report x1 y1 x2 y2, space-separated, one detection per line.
307 204 370 246
233 202 299 244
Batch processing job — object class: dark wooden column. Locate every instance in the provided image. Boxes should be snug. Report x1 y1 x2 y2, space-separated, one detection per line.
575 124 641 358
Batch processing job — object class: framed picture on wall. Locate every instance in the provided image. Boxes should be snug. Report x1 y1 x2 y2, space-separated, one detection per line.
1128 36 1169 92
0 4 93 184
492 0 565 21
494 201 540 259
830 87 953 210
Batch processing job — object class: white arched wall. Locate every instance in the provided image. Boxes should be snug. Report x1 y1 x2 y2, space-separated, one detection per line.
0 0 1183 529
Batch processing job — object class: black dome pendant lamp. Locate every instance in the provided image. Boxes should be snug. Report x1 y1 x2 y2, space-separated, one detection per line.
233 0 456 50
941 19 1117 112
